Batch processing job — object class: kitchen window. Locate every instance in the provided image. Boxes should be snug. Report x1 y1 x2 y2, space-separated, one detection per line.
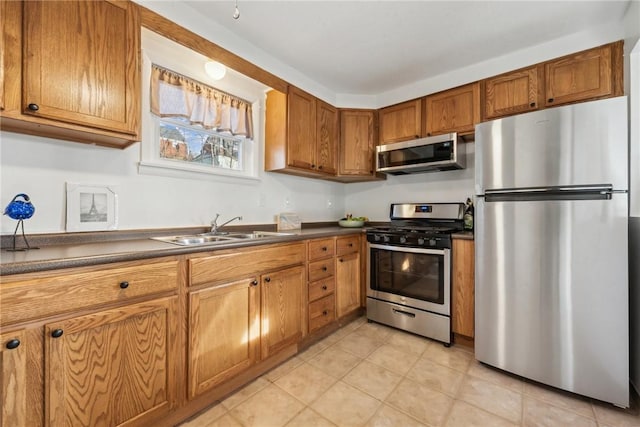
139 29 265 181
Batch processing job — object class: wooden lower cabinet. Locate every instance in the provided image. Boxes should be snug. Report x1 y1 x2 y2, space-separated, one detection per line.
1 328 43 427
45 297 179 427
335 236 362 318
451 238 475 338
188 277 260 399
260 266 305 359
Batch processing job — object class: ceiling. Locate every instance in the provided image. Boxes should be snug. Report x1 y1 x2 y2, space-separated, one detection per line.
183 1 630 96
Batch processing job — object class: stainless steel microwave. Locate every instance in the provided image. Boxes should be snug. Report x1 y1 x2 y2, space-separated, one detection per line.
376 133 465 175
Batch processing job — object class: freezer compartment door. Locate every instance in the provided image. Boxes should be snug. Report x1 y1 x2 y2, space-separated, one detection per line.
475 96 628 194
475 195 629 407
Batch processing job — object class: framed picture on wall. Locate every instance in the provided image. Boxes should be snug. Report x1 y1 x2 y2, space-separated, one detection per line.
66 183 118 232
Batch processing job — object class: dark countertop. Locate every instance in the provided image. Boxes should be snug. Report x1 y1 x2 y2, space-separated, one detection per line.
0 226 365 276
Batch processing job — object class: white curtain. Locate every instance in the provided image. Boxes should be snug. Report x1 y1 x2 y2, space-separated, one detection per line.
150 64 253 139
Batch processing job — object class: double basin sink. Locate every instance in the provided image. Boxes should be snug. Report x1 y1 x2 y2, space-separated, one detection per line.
152 231 296 246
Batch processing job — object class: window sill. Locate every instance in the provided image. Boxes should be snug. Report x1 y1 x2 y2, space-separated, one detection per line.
138 161 261 183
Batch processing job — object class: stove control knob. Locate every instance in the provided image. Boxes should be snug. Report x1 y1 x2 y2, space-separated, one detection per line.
399 236 407 244
374 234 381 242
383 235 390 243
429 239 436 246
418 238 425 245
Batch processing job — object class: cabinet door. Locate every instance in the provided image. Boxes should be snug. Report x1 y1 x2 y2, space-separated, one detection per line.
336 252 361 318
426 83 480 136
545 44 614 107
452 239 475 338
23 0 139 136
1 328 43 427
287 87 317 170
339 109 376 176
261 266 304 359
45 297 178 427
483 66 542 120
188 278 260 398
316 100 338 175
379 99 422 144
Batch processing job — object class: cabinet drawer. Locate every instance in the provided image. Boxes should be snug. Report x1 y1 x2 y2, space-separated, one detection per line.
309 295 335 332
336 235 360 256
190 243 305 286
308 238 335 260
308 259 335 282
309 277 335 302
1 260 178 326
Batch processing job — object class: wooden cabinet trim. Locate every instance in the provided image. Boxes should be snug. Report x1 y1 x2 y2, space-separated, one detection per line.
452 239 474 338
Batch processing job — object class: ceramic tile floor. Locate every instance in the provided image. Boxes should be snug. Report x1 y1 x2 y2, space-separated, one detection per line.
180 317 640 427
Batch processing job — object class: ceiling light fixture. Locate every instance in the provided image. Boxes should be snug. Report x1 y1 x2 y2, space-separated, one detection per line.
204 61 226 80
233 0 240 19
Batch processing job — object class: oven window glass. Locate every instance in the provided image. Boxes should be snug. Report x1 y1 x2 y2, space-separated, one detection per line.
370 247 444 303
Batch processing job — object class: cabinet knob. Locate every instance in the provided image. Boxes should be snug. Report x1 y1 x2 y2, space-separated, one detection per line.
318 165 323 170
251 280 258 286
548 98 554 103
51 329 64 338
530 102 536 108
322 246 327 251
369 170 374 174
119 281 129 289
322 285 328 290
265 277 271 283
5 339 20 350
339 258 343 263
321 266 327 271
427 132 431 136
322 310 328 316
27 103 39 111
348 243 353 247
311 164 316 169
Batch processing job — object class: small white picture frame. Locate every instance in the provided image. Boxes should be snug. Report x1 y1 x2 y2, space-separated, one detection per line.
66 183 118 232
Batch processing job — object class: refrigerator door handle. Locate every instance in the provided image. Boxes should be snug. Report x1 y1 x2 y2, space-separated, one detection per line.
484 185 616 202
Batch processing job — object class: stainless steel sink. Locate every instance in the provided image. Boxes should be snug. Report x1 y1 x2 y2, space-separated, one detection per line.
152 231 296 246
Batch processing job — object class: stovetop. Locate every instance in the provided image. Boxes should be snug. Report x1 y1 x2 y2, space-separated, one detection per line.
366 202 465 249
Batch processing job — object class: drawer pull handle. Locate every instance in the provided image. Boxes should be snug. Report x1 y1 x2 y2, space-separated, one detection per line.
322 285 328 290
322 310 328 316
392 308 416 318
119 281 129 289
27 103 39 112
251 280 258 286
51 329 64 338
265 277 271 283
322 266 327 271
5 339 20 350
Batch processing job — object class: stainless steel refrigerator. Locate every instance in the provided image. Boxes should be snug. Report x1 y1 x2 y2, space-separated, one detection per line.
475 96 629 407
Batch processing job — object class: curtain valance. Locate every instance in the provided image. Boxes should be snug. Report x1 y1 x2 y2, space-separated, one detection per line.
150 64 253 139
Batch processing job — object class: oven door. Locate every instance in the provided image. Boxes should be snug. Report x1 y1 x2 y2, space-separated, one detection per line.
367 243 450 316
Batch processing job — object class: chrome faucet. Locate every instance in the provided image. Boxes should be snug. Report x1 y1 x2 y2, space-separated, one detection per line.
210 214 243 234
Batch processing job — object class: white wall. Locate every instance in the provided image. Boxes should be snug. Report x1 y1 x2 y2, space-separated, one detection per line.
0 131 345 234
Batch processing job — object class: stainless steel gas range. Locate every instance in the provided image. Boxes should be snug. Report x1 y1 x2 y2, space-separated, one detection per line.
366 202 465 346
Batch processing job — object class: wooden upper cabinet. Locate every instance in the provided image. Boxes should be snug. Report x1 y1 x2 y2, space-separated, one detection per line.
1 0 141 147
379 99 422 144
316 100 338 175
483 65 542 120
425 82 480 136
287 86 317 170
339 109 377 177
544 42 622 107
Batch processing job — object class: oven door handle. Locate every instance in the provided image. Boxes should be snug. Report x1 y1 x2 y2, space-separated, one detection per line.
392 308 416 318
368 243 447 255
